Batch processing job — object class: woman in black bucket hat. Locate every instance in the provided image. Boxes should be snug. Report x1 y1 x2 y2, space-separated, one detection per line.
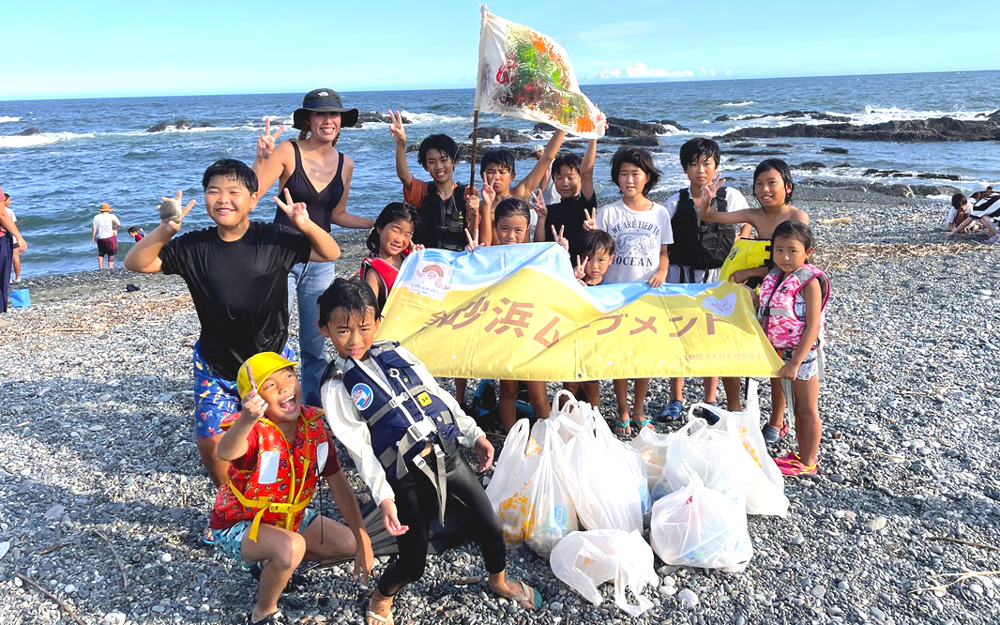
252 89 374 408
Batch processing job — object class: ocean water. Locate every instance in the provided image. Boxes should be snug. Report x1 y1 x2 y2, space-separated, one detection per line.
2 70 999 276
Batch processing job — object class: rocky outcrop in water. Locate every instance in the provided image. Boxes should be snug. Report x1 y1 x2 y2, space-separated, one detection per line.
722 110 1000 142
14 127 40 136
146 119 212 133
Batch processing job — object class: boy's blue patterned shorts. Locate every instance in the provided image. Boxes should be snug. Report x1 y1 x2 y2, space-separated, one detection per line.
192 342 295 438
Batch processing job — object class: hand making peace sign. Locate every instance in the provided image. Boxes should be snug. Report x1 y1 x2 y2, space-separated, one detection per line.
387 110 407 145
256 117 285 161
551 225 569 252
574 254 590 282
697 173 726 212
530 188 547 218
582 206 596 231
464 227 480 252
274 188 310 230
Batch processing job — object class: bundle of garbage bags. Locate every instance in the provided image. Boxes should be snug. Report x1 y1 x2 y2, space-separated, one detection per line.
485 382 788 615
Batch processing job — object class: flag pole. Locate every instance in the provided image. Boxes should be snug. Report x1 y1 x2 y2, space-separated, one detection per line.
470 109 480 189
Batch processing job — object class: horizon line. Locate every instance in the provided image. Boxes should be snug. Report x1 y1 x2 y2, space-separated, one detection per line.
1 67 998 103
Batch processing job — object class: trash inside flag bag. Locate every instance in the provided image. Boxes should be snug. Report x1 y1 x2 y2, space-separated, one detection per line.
486 418 577 556
550 529 658 617
649 474 754 573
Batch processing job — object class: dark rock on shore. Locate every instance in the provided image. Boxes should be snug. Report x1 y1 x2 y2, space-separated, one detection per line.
917 172 961 181
715 110 851 123
146 119 211 133
654 119 690 132
725 149 789 156
605 117 667 138
797 161 827 169
599 136 660 148
356 111 410 126
406 142 538 162
821 147 849 154
470 126 530 143
722 111 1000 142
14 127 40 136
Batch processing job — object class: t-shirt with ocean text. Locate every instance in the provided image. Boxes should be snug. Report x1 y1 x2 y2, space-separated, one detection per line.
595 199 673 284
158 221 311 380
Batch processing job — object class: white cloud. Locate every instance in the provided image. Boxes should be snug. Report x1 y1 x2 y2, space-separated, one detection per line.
597 62 695 80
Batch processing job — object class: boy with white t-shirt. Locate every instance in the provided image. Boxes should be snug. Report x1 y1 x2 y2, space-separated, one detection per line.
588 147 672 437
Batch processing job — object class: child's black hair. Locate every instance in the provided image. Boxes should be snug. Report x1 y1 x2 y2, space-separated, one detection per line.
418 134 459 167
581 230 616 258
202 158 258 193
366 202 420 256
951 192 967 209
772 219 815 250
127 226 138 234
610 147 660 195
480 148 516 179
679 137 721 169
753 158 795 204
493 198 530 224
2 193 9 200
551 152 583 177
318 277 382 327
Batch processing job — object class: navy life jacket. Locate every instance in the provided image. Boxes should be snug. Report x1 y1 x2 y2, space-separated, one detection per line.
416 183 468 251
323 341 462 522
669 187 737 270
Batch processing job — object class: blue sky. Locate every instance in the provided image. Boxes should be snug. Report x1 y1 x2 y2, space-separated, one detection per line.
1 0 996 99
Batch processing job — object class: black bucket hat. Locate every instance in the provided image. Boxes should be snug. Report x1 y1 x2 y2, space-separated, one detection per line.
292 88 359 130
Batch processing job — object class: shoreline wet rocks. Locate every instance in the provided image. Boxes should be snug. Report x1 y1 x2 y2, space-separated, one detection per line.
1 185 998 624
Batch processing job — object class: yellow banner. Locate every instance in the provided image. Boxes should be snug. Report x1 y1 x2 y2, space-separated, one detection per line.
377 244 782 381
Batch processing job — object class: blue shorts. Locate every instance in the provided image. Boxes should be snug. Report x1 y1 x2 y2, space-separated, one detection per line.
192 342 296 438
214 509 319 570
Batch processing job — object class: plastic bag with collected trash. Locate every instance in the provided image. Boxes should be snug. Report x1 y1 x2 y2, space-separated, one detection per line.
485 418 577 556
628 426 675 501
549 391 648 531
662 399 788 517
550 529 658 617
649 474 754 573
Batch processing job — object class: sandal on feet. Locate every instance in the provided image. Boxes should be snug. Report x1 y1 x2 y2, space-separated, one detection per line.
775 452 817 477
367 591 394 625
761 421 789 444
245 610 287 625
508 580 542 610
613 417 631 439
693 401 720 425
201 526 215 547
249 562 308 593
659 399 683 421
631 415 654 432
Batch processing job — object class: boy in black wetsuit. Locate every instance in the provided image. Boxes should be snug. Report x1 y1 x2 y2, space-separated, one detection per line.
124 159 340 499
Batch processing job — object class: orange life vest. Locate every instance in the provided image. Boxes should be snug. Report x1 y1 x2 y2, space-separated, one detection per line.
213 406 329 541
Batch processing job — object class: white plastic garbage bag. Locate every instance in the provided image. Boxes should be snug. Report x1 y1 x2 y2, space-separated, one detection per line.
649 475 753 573
550 529 658 617
688 381 789 517
628 427 675 501
694 379 784 488
549 392 647 531
486 418 577 555
663 408 788 517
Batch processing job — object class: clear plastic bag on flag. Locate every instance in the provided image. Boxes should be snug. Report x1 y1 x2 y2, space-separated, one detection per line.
550 529 658 617
549 392 647 532
649 474 754 573
485 418 577 555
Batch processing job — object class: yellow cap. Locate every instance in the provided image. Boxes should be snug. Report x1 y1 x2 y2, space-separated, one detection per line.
237 352 297 399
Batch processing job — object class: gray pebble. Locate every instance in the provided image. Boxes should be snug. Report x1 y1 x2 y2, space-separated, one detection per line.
677 588 698 609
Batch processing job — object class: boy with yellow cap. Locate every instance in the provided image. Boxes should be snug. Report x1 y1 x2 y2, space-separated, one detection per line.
212 352 373 625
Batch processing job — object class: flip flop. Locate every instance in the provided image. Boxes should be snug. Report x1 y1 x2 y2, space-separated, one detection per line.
613 417 631 440
200 527 215 547
775 452 817 477
367 591 394 625
509 580 542 610
631 415 654 432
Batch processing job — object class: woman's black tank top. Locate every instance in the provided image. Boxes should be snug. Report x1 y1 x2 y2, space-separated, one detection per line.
273 142 345 232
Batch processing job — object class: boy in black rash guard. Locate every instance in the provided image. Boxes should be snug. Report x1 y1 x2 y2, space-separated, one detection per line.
533 137 598 261
318 278 540 625
124 159 340 498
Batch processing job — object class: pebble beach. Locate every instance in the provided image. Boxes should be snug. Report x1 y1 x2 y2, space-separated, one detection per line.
1 185 999 625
